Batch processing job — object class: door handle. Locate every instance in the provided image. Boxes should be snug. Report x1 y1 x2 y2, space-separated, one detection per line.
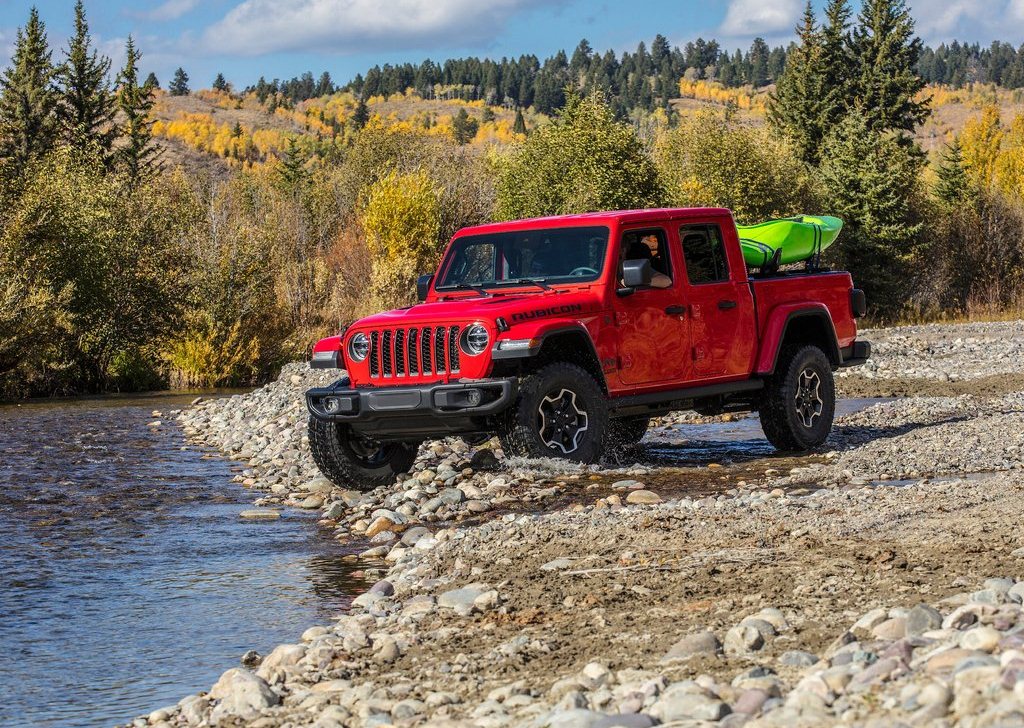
664 305 686 315
718 299 737 310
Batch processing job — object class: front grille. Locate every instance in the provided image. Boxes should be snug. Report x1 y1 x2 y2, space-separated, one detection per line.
369 325 461 378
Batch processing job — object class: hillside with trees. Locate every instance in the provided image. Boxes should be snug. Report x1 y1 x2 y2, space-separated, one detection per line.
2 0 1024 398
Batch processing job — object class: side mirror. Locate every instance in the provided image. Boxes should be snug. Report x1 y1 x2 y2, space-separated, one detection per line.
622 259 653 289
416 274 434 302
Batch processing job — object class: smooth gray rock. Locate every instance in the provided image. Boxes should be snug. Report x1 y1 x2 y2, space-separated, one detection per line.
906 603 943 636
779 650 818 667
401 526 430 546
662 631 721 661
438 584 489 612
208 668 278 721
650 690 730 722
725 624 764 655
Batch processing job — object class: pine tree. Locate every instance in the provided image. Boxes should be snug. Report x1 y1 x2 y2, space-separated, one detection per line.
935 138 971 206
144 72 159 89
513 108 527 135
315 71 333 96
116 37 159 185
850 0 929 136
819 110 924 315
278 136 307 187
56 0 115 154
748 38 770 87
0 8 58 177
168 67 189 96
351 97 369 130
768 2 825 164
212 72 228 92
819 0 854 126
452 107 479 145
230 121 243 138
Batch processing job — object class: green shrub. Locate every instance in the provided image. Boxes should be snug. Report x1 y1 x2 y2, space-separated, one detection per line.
655 110 817 224
496 92 663 219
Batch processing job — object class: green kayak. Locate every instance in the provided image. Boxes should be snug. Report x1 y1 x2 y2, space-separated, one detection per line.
737 215 843 268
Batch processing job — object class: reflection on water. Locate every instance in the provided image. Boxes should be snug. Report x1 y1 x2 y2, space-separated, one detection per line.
643 397 891 467
0 396 362 728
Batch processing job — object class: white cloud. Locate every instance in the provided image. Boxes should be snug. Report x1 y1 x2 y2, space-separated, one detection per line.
718 0 801 39
200 0 554 56
134 0 202 22
904 0 1024 44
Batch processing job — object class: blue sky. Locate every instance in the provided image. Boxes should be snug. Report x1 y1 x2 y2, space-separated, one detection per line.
2 0 1023 89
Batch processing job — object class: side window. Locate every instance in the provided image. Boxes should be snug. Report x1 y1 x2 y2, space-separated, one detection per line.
680 224 729 284
619 228 672 288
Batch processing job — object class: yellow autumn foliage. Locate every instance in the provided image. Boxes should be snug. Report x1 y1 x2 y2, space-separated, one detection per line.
360 169 443 308
677 80 769 113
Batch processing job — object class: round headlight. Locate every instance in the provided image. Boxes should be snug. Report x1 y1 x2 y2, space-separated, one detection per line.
460 323 489 356
348 332 369 362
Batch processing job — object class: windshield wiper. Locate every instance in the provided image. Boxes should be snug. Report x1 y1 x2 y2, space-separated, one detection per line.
493 278 553 292
435 283 496 297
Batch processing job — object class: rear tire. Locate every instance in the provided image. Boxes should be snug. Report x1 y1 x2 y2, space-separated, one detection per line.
605 415 651 448
758 345 835 451
498 362 607 463
307 416 418 491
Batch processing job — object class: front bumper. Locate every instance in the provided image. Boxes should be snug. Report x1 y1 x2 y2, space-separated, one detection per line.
306 377 517 437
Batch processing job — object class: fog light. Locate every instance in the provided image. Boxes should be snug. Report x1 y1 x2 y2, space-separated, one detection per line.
324 397 341 413
466 389 482 406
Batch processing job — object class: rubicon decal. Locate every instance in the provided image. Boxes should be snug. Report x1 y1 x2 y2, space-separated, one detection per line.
511 303 584 322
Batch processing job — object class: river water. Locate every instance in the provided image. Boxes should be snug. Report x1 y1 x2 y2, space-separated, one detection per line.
0 395 364 728
0 394 889 727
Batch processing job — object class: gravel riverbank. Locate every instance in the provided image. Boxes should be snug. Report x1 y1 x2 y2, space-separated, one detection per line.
133 321 1024 727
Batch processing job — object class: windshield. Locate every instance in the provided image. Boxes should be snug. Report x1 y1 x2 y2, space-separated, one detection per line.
437 225 610 289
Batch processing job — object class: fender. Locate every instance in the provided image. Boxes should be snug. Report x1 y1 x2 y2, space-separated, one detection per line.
491 319 597 360
755 303 841 375
310 334 343 369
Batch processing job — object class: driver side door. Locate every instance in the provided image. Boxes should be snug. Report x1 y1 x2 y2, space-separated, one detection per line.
613 226 690 386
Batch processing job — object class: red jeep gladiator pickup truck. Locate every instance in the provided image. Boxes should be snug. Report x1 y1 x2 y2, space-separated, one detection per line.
306 208 869 489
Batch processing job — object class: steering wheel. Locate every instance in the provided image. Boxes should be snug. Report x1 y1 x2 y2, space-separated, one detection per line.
568 266 598 277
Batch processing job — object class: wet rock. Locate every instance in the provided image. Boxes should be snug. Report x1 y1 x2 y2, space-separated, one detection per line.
298 495 324 509
470 449 499 469
239 509 281 520
323 501 346 520
611 480 643 490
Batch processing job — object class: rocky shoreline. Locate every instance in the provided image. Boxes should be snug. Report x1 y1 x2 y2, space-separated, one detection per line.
130 321 1024 727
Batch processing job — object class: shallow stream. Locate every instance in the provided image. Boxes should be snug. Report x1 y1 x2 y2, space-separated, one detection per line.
0 395 364 728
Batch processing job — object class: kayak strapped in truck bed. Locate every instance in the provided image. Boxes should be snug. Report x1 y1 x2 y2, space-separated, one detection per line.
737 215 843 268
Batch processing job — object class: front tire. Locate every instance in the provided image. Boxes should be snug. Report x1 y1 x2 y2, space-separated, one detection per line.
498 362 608 463
307 416 418 491
758 345 835 451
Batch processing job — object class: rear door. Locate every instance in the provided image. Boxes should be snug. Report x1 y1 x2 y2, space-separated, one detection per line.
614 225 689 385
677 221 756 378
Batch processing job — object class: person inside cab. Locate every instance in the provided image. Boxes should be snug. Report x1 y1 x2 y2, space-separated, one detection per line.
620 231 672 288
